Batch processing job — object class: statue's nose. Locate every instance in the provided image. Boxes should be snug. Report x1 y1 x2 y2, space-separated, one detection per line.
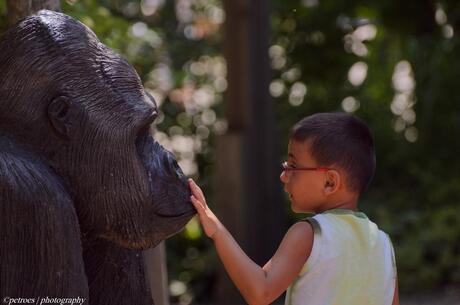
163 152 187 186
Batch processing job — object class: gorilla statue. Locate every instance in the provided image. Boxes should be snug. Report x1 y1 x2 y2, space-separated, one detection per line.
0 10 195 305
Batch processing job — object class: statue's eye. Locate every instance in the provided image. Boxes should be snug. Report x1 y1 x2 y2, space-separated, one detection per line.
135 110 157 138
141 110 158 127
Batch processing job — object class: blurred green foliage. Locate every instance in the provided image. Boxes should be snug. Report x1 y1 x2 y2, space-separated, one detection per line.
0 1 7 33
1 0 460 301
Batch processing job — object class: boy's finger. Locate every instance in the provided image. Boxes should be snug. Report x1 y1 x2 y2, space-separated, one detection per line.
189 187 207 207
189 179 204 197
190 195 205 211
190 195 201 206
189 183 202 198
188 179 205 201
188 179 201 195
188 178 195 186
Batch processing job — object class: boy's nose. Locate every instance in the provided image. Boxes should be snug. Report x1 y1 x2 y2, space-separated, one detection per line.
280 170 288 184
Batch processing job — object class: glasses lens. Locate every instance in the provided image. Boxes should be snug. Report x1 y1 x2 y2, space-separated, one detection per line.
281 162 292 179
281 162 288 171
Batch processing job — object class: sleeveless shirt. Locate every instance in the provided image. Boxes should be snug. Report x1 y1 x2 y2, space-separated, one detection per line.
285 209 396 305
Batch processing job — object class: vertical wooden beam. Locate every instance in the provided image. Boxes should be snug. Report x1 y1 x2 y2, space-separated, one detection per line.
221 0 250 132
243 0 285 267
215 133 246 304
216 0 286 303
144 242 170 305
215 0 251 302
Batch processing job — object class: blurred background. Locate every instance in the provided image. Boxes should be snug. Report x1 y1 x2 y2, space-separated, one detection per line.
1 0 460 304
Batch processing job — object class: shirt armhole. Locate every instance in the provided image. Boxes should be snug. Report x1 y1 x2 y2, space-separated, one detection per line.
299 217 322 274
384 232 398 305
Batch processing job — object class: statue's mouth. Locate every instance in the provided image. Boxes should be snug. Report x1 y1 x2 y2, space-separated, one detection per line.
155 207 196 219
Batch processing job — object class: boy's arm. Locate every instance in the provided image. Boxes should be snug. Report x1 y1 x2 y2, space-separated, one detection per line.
189 179 314 305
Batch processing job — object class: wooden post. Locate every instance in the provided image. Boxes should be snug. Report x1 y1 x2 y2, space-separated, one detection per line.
144 243 170 305
216 0 286 303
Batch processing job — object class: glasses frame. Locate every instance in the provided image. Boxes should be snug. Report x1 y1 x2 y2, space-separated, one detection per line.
281 161 330 173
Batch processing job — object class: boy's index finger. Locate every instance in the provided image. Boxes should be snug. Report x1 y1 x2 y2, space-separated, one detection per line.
189 182 201 196
188 179 206 200
188 178 198 187
190 195 202 208
188 179 200 193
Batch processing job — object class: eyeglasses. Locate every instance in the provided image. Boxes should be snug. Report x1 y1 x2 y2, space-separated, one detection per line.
281 161 330 173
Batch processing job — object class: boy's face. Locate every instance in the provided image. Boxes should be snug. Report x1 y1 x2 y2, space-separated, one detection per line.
280 139 326 213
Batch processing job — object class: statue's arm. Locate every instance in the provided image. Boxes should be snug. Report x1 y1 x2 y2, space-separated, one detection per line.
0 145 88 298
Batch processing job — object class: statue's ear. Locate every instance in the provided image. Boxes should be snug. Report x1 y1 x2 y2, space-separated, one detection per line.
47 96 77 140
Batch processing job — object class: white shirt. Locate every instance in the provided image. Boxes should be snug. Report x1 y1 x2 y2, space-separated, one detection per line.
285 210 397 305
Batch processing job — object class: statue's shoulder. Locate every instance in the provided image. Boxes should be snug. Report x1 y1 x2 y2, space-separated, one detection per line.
0 135 88 296
0 134 74 212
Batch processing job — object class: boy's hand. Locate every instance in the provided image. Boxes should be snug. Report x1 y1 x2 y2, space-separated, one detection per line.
188 179 222 239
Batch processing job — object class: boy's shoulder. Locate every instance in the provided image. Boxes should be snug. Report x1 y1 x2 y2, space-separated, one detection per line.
282 221 314 256
307 210 392 244
289 220 314 235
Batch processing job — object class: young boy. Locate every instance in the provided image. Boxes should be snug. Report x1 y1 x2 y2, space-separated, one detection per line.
189 112 399 305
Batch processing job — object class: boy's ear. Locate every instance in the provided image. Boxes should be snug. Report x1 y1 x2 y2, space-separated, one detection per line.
323 170 340 195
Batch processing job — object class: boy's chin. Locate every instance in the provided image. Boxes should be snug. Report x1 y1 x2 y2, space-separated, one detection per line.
290 202 315 214
290 202 305 213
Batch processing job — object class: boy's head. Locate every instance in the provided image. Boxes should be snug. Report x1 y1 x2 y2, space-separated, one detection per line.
289 112 375 195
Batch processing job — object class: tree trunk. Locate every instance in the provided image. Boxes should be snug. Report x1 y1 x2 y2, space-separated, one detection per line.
7 0 61 26
216 0 286 303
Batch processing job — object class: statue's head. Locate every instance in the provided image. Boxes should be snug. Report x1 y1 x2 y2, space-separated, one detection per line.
0 10 195 248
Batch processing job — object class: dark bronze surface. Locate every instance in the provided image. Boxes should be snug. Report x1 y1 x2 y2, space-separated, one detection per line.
0 10 195 304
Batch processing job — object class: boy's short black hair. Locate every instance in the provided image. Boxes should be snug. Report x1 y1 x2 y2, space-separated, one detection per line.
289 112 376 194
